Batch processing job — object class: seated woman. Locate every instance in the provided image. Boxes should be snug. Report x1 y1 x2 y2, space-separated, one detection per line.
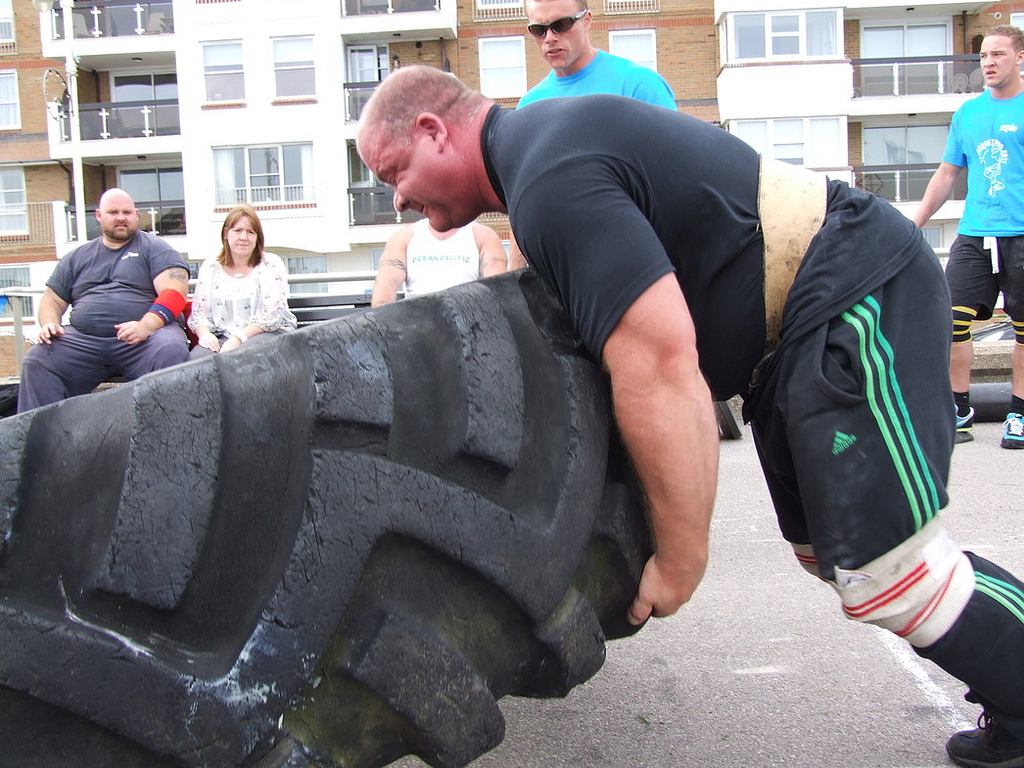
188 205 297 358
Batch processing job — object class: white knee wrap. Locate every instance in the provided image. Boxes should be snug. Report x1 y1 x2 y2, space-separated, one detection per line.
829 518 976 648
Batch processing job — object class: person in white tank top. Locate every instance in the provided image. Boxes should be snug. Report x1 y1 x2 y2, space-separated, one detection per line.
371 220 508 306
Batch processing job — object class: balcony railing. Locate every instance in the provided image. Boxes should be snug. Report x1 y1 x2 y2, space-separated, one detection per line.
214 186 314 207
67 200 185 242
603 0 659 14
852 54 983 98
0 16 15 54
472 1 526 22
343 0 438 17
0 203 57 246
49 0 173 39
344 82 378 123
349 186 424 226
853 163 967 204
58 99 180 142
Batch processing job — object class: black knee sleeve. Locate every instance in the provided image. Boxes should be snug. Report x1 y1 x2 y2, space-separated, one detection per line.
952 306 977 344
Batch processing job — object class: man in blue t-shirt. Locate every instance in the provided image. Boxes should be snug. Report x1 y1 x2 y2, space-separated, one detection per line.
17 188 190 412
509 0 676 269
914 25 1024 449
518 0 675 110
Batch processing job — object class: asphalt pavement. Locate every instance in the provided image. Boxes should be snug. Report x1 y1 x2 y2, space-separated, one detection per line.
397 419 1023 768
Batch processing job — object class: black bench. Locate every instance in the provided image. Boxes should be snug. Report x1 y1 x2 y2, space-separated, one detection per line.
287 293 377 326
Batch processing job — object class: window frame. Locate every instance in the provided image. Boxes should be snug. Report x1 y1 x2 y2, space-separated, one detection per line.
0 70 20 130
213 142 315 206
725 9 841 63
0 167 26 234
203 40 245 103
608 29 658 71
273 35 316 99
730 116 843 167
478 36 527 99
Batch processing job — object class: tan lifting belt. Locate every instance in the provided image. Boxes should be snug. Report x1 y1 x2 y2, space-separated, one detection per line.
758 157 827 355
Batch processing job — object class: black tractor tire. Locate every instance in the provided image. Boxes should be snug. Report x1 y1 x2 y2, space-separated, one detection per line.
0 271 651 768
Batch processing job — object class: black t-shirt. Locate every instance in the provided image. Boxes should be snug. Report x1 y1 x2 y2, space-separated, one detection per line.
483 97 925 399
47 229 187 338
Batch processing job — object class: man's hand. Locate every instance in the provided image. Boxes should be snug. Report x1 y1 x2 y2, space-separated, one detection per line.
115 314 163 345
37 322 65 345
628 550 708 626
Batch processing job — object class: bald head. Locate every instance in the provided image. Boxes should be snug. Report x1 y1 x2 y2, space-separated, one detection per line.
357 66 489 160
96 188 140 247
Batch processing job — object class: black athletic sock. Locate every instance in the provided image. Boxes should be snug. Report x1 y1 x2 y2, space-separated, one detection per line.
1010 395 1024 416
954 391 971 418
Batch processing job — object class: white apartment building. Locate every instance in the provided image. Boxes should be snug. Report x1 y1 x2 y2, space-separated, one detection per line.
715 0 1017 256
30 0 451 291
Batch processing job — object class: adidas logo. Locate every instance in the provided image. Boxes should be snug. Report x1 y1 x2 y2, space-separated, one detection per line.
832 431 857 455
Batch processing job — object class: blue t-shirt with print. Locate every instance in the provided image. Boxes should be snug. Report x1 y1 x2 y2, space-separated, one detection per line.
944 89 1024 236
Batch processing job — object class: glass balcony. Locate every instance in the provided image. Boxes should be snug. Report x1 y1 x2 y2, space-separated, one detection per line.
852 55 983 98
343 0 437 16
67 200 185 241
60 99 180 141
344 82 379 123
51 0 174 39
349 186 424 226
852 164 967 204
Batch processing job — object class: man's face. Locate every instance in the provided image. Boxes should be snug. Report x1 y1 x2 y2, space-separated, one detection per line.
96 194 139 245
363 126 476 233
980 34 1024 92
526 0 592 77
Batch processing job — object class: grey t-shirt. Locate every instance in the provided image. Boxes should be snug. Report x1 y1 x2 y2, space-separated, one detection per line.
47 230 187 337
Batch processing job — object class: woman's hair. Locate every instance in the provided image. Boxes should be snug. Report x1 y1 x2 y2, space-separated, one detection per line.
217 204 265 268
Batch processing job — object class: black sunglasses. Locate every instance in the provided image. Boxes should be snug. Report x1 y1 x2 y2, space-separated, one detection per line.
527 9 587 38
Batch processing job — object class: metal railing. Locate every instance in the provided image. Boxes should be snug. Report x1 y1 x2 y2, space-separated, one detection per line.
349 186 424 226
852 163 967 203
603 0 659 14
48 0 173 39
214 186 313 208
59 99 180 142
342 0 438 16
0 15 15 54
851 54 983 98
0 204 57 247
65 200 185 242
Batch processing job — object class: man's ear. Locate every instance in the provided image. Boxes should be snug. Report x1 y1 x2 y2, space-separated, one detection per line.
415 112 448 147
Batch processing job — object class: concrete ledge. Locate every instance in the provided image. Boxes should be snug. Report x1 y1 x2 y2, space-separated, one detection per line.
972 340 1013 383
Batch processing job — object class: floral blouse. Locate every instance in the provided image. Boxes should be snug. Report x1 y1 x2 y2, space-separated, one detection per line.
188 252 297 337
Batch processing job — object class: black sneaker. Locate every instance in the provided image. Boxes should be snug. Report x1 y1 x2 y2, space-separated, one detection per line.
947 711 1024 768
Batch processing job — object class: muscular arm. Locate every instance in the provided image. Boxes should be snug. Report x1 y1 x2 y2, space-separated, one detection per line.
35 288 69 344
115 265 190 345
912 162 963 228
371 226 414 307
473 223 509 278
601 273 718 625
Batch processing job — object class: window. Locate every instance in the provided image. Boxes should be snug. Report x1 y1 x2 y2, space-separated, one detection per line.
287 255 327 294
274 36 315 98
479 37 526 99
0 70 18 129
727 10 839 61
0 266 29 318
119 167 185 235
0 168 25 233
204 41 244 102
0 0 13 47
732 117 842 167
114 72 178 102
861 22 948 58
213 143 314 205
863 125 947 166
609 30 657 71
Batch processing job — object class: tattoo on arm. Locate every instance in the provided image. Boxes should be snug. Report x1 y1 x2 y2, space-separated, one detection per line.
381 259 407 274
166 267 190 282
